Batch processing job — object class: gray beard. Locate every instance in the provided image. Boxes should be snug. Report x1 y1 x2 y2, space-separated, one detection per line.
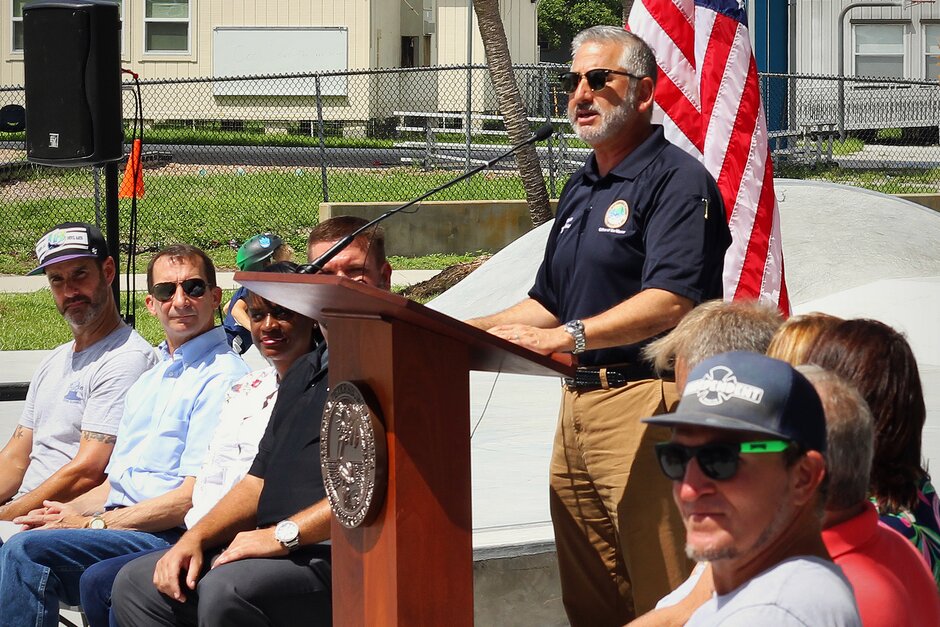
569 86 637 147
63 284 110 328
686 496 794 563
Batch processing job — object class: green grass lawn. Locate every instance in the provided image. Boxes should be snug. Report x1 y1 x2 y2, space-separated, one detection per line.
0 167 538 275
831 137 865 156
0 289 202 350
0 250 478 350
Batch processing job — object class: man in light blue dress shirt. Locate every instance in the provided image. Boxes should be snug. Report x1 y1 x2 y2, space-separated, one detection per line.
0 244 250 627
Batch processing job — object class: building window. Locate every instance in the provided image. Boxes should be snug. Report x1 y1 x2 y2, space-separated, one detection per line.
854 23 904 78
926 24 940 80
144 0 189 53
12 0 25 52
13 0 125 54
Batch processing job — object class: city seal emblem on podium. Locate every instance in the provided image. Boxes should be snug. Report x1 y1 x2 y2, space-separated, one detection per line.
320 381 387 528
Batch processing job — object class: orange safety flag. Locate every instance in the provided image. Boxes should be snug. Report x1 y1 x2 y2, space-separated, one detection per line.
119 138 145 199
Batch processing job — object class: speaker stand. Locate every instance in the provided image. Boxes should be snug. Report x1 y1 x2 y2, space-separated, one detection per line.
104 160 121 314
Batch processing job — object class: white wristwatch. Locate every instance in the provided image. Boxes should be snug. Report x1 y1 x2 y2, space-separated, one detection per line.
274 519 300 551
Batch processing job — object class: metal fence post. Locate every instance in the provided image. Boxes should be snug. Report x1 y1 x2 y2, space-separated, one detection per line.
465 1 474 173
465 65 473 173
788 73 796 148
104 161 121 313
837 75 845 139
93 166 103 226
540 66 557 197
315 75 328 203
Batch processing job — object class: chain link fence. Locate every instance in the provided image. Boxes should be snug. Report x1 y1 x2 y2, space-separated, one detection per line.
1 66 939 270
0 63 584 271
761 73 940 191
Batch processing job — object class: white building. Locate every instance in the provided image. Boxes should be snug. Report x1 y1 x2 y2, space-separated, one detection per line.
1 0 539 123
793 0 940 79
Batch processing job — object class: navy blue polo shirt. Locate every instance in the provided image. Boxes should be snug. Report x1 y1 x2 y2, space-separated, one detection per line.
529 125 731 368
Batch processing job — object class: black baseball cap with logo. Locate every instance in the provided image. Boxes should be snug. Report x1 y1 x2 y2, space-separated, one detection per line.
29 222 110 276
643 351 827 453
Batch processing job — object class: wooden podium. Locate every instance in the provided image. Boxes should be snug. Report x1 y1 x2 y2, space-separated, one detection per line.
237 272 573 627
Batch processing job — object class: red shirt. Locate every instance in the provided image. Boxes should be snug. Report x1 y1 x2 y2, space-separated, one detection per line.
823 502 940 626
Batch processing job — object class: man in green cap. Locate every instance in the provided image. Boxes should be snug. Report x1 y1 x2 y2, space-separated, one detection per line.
223 233 293 353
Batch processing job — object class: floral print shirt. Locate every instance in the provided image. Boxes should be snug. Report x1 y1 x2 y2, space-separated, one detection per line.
876 478 940 590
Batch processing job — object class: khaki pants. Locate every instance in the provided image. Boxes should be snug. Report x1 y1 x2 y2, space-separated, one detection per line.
549 379 691 627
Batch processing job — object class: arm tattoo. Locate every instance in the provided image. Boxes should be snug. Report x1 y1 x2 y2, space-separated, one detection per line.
81 430 117 445
12 425 26 439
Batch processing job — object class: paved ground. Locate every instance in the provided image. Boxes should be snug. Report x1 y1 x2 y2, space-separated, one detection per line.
835 144 940 173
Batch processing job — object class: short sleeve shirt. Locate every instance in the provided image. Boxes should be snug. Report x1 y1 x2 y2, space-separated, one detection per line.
659 557 861 626
529 125 731 367
104 326 251 508
17 324 157 496
222 286 252 353
877 478 940 588
249 344 329 528
823 502 940 624
185 366 280 529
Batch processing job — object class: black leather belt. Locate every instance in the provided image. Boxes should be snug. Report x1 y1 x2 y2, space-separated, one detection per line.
563 364 654 390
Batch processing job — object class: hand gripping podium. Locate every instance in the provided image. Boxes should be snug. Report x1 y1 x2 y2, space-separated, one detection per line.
237 271 573 627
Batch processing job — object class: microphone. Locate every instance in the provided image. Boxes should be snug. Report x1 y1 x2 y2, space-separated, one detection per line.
297 122 555 274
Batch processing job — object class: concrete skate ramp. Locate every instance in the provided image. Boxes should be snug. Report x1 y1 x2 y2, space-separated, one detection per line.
431 179 940 319
429 179 940 563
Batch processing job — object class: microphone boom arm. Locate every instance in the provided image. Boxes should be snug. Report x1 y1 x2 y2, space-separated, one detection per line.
298 122 554 274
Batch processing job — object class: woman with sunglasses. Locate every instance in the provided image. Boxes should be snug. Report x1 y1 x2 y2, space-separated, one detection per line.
804 319 940 590
78 262 320 627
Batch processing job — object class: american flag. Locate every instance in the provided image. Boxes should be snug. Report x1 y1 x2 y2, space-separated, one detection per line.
628 0 789 313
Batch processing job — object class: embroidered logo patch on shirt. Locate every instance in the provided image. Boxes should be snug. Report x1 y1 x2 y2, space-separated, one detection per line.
604 200 630 229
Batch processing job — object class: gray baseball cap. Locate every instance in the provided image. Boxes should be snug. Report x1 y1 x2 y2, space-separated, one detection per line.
644 351 827 453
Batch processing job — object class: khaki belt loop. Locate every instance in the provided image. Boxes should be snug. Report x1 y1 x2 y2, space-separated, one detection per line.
599 367 610 390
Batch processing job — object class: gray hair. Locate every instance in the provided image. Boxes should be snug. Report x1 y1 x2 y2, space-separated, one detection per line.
798 365 874 510
643 299 783 376
571 25 658 87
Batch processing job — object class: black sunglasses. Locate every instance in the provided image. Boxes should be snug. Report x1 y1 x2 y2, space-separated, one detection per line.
559 68 640 93
655 440 791 482
150 278 209 303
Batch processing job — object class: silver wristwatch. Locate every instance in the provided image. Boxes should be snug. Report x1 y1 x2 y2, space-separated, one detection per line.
274 519 300 551
564 319 587 354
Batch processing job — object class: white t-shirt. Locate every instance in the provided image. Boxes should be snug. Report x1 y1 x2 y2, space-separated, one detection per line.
658 557 861 627
17 324 157 496
184 367 279 529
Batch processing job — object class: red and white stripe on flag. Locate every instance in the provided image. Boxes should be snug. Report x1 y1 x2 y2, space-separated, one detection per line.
628 0 790 313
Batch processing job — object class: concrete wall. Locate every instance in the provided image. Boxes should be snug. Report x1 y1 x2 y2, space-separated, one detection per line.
473 545 565 627
320 199 558 257
898 193 940 213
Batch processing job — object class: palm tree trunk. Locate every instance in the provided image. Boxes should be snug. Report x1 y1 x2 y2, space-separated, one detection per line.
472 0 553 225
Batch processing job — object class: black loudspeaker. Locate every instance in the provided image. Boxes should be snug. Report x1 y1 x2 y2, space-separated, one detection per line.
23 0 122 166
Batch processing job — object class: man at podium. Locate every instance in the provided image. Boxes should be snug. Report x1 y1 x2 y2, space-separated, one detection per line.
111 217 392 626
467 27 730 626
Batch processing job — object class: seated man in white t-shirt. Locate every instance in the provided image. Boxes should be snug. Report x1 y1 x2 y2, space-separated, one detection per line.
0 223 157 536
631 352 861 626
